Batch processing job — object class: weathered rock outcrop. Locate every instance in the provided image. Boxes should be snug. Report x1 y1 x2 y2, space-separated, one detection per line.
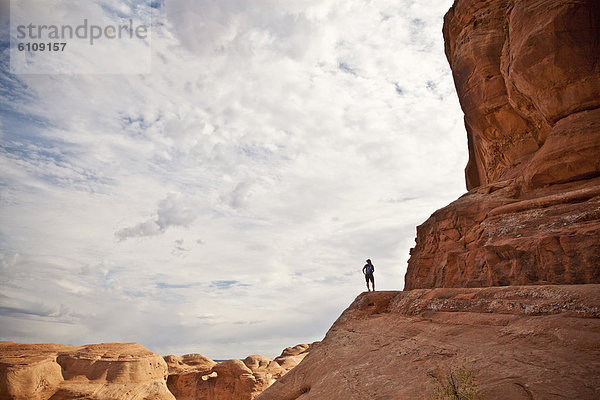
405 0 600 289
0 342 173 400
0 342 312 400
257 285 600 400
165 343 313 400
405 178 600 289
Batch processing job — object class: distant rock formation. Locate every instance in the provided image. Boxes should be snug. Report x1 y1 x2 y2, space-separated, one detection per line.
405 0 600 289
0 342 313 400
257 286 600 400
0 342 173 400
165 343 313 400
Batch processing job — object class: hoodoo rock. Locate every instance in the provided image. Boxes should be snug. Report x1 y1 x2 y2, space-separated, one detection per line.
405 0 600 289
0 342 173 400
257 286 600 400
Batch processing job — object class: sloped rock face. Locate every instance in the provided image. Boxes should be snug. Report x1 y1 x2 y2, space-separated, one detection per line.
0 342 173 400
405 0 600 289
165 343 313 400
256 286 600 400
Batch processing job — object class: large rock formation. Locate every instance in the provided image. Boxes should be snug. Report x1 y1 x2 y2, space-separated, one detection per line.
0 342 312 400
256 3 600 398
165 344 313 400
257 286 600 400
0 342 173 400
405 178 600 289
405 0 600 289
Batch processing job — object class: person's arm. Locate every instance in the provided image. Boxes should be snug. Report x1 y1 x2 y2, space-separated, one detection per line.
362 265 366 274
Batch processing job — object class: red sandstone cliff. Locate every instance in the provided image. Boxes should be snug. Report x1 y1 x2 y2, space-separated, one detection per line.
256 1 600 398
405 0 600 289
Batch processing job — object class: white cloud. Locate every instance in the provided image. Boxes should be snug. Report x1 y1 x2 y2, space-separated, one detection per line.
0 0 464 359
115 219 161 240
115 192 199 240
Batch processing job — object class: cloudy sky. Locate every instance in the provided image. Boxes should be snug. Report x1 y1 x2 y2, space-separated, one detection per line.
0 0 466 359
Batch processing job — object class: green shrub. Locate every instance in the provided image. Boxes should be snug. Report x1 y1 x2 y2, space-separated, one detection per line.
429 362 483 400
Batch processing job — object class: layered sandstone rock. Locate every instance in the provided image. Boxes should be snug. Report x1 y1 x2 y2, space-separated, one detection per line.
0 342 173 400
405 0 600 289
164 354 214 400
444 0 600 190
405 177 600 289
165 343 313 400
0 342 311 400
272 344 312 371
0 343 76 400
257 286 600 400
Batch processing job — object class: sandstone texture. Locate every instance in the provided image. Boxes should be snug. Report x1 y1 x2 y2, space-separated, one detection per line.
405 0 600 289
0 342 312 400
405 177 600 289
0 342 173 400
257 286 600 400
164 343 312 400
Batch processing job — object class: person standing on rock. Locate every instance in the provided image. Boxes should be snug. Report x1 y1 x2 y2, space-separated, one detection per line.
362 259 375 291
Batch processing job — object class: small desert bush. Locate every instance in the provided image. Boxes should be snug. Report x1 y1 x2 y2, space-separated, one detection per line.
429 362 483 400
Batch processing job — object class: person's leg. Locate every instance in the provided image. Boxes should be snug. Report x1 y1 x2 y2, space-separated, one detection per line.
365 275 370 291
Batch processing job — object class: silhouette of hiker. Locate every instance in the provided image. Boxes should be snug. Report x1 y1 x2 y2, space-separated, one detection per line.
362 259 375 291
